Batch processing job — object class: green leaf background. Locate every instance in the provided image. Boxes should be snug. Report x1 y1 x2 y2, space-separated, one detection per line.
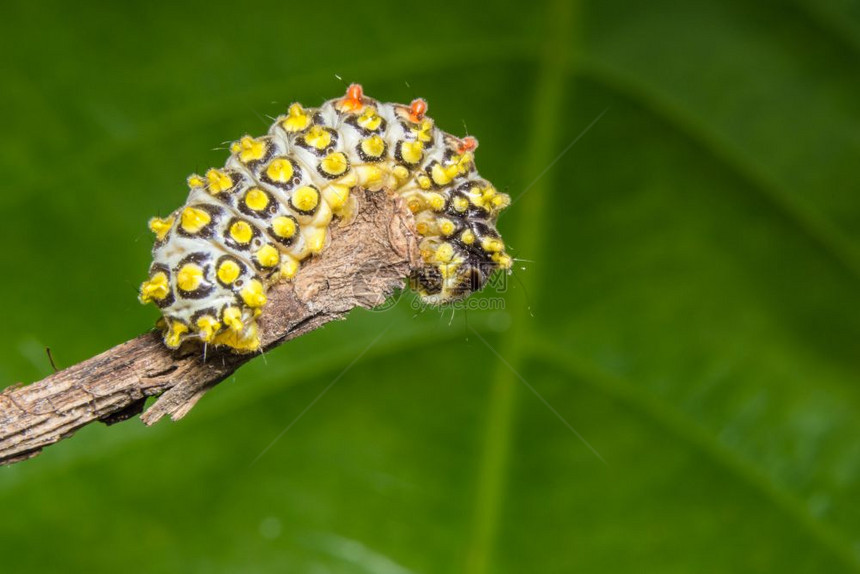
2 0 860 571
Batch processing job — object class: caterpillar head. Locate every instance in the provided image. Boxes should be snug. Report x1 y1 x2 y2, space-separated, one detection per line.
410 251 508 305
410 210 512 305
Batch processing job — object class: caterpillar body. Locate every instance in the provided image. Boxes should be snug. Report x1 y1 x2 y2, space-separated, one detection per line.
139 84 512 353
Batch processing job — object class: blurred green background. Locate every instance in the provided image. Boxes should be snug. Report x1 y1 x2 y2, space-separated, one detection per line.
2 0 860 572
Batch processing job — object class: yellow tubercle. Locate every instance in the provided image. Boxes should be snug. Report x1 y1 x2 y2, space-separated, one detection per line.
266 158 294 183
392 165 410 185
165 321 189 349
305 125 332 149
280 255 300 280
229 220 254 244
233 136 267 163
430 163 456 186
196 315 221 343
434 242 455 263
426 192 446 211
491 193 511 210
212 322 260 352
217 259 241 284
481 237 505 253
493 253 513 270
292 186 320 212
187 174 205 188
417 174 432 190
452 196 469 212
461 229 476 245
320 152 349 177
361 135 386 158
148 216 174 241
357 107 382 131
180 206 211 234
177 264 204 292
282 103 310 132
272 216 297 239
240 279 267 308
454 152 474 174
255 244 280 268
244 188 269 212
400 141 423 165
206 169 233 194
222 307 244 332
411 119 433 142
438 218 456 236
139 272 170 303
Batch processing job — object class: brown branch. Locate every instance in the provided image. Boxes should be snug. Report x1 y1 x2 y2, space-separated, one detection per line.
0 189 420 466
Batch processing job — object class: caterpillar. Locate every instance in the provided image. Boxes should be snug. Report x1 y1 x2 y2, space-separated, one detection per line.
139 84 512 353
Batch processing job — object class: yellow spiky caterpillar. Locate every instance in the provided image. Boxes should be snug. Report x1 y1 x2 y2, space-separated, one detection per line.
139 84 512 352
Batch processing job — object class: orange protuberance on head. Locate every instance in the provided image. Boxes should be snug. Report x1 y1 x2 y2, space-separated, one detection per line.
409 98 427 122
340 83 364 112
458 136 478 154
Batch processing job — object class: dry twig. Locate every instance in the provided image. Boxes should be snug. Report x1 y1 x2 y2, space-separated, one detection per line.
0 189 419 466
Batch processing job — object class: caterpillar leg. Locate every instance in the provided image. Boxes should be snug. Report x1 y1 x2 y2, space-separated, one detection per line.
155 304 262 352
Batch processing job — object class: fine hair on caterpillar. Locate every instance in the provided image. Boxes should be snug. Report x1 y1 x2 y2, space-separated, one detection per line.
139 84 512 353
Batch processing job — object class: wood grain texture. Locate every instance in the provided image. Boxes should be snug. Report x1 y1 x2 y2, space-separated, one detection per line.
0 189 420 466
